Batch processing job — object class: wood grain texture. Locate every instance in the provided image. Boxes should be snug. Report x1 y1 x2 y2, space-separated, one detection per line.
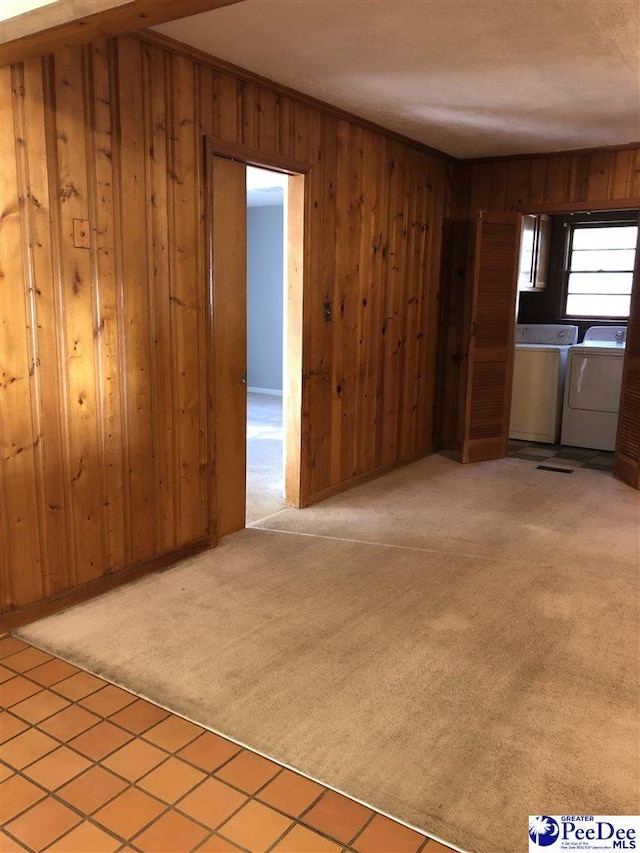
0 0 245 67
1 32 450 614
455 145 640 217
461 212 521 464
210 155 247 537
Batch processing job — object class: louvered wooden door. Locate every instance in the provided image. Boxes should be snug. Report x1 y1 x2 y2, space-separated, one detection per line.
210 153 248 536
461 211 522 463
613 223 640 489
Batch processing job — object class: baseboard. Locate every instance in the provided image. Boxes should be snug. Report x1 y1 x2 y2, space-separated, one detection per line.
0 539 210 633
301 447 433 507
248 387 283 396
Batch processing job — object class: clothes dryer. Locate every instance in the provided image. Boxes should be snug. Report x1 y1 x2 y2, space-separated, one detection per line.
561 326 627 451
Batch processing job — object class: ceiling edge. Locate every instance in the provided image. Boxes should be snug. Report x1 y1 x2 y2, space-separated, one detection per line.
137 29 456 164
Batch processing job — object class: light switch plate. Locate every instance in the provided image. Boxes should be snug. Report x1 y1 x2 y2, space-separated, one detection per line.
73 219 90 249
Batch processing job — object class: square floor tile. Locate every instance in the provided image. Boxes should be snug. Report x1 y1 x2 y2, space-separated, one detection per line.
101 738 167 781
52 671 106 701
132 809 209 852
38 704 101 741
22 745 92 791
143 715 204 752
218 800 292 853
0 638 29 660
423 841 456 852
45 821 121 853
10 689 70 724
57 765 128 814
215 750 280 795
1 648 52 674
176 777 247 829
79 684 137 717
0 775 47 823
272 824 342 852
0 712 29 744
25 659 79 687
177 732 242 773
0 676 42 708
352 814 425 853
108 698 169 734
257 769 324 817
302 790 373 846
5 796 81 851
1 729 59 770
68 720 133 761
138 756 205 804
93 787 166 840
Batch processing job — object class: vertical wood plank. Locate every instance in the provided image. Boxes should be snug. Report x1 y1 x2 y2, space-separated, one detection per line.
168 55 206 545
53 46 104 584
143 43 175 555
586 151 614 201
504 158 531 210
213 72 239 143
528 157 547 207
16 58 72 595
87 40 126 573
544 154 572 204
0 65 44 607
380 143 409 466
116 37 155 562
257 86 277 155
211 155 247 537
197 64 214 535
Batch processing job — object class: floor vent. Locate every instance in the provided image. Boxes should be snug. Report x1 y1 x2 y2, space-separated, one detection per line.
536 465 574 474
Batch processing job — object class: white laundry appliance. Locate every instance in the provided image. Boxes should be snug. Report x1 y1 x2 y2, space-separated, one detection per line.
509 324 579 443
561 326 627 452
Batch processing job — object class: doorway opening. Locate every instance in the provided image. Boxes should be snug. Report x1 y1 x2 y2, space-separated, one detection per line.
245 166 288 524
207 142 306 540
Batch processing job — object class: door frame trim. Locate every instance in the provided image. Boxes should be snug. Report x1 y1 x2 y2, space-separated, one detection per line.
204 137 311 540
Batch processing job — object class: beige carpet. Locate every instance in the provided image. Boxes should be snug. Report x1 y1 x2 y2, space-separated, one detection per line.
246 392 286 524
16 454 640 853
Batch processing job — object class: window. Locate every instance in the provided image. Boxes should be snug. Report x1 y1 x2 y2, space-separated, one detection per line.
563 217 637 319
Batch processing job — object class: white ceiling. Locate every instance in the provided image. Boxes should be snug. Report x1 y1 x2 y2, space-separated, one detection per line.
155 0 640 159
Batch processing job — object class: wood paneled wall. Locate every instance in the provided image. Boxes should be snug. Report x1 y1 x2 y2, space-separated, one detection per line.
0 34 450 619
454 146 640 217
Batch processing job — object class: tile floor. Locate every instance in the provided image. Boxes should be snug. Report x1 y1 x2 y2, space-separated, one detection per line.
1 637 454 853
508 440 615 471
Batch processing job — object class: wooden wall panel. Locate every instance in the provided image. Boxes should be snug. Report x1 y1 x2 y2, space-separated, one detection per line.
1 65 44 608
455 145 640 217
0 32 450 619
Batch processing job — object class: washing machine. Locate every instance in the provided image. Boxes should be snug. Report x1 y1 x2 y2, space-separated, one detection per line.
509 324 578 443
561 326 627 451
